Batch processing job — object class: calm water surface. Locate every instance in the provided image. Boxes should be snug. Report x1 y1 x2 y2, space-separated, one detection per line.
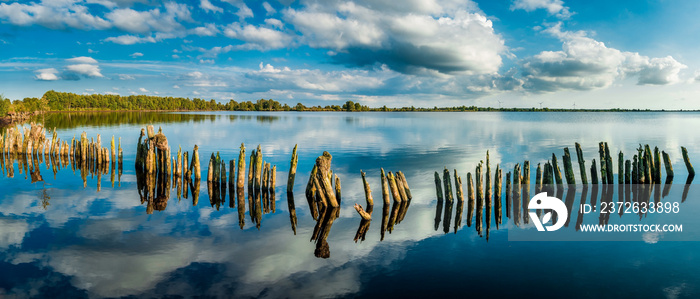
1 111 699 298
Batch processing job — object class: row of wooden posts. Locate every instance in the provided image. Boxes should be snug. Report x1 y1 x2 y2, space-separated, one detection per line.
1 123 124 190
434 143 695 239
1 123 123 166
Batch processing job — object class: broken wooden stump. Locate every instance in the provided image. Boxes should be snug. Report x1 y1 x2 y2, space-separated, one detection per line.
287 144 298 193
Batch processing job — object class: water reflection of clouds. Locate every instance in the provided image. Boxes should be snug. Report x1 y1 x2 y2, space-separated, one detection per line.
3 112 700 297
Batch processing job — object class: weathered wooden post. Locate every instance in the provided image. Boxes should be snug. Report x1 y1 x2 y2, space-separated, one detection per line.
653 147 661 183
255 145 263 192
505 172 511 218
522 160 531 224
287 144 298 193
618 151 624 184
535 163 542 193
306 164 319 219
625 160 631 184
397 171 412 200
388 171 402 203
361 170 374 208
662 151 674 179
192 145 200 180
563 148 576 185
207 153 215 182
549 154 562 187
476 162 483 234
591 159 599 184
681 146 694 178
381 168 390 206
443 167 454 203
632 155 638 184
485 152 492 229
248 150 255 192
434 171 443 202
513 163 522 225
598 143 607 184
270 165 276 195
315 151 339 208
495 165 502 228
455 170 464 205
605 142 614 184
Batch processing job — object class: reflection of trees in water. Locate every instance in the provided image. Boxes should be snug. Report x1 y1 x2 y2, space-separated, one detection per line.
24 112 282 130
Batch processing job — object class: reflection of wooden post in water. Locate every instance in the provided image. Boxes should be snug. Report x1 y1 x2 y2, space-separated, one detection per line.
522 160 530 224
220 158 227 204
287 192 297 234
512 163 521 226
575 185 588 231
288 144 298 193
312 207 339 259
442 186 453 234
381 203 390 240
191 177 200 206
681 146 695 178
683 176 693 202
305 164 319 220
564 185 576 227
662 151 674 179
475 162 483 235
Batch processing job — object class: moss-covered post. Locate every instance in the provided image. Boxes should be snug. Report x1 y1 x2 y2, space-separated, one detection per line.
662 151 674 179
575 142 588 184
598 143 607 184
397 171 412 200
434 171 443 202
618 151 624 184
255 145 263 193
653 147 661 183
625 160 631 184
192 145 200 181
388 171 402 204
591 159 599 185
563 148 576 185
475 162 483 235
682 146 694 178
605 142 614 184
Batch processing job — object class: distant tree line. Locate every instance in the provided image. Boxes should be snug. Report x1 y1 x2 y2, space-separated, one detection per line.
1 90 690 114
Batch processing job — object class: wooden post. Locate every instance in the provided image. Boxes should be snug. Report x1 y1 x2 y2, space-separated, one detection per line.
605 142 614 184
255 145 263 192
513 163 521 225
334 174 341 209
654 147 661 183
388 171 402 203
552 153 563 187
237 143 246 199
522 160 530 224
248 150 255 191
381 168 390 206
207 153 214 182
625 160 631 184
354 204 372 220
632 155 638 184
454 170 464 204
287 144 298 193
505 172 511 218
315 151 339 208
618 151 624 184
681 146 694 177
397 171 412 200
563 148 576 185
361 170 374 208
270 165 276 195
476 162 483 234
599 143 607 184
495 166 502 228
591 159 599 185
306 164 318 208
434 171 443 202
535 163 542 193
485 152 492 227
662 151 674 179
192 145 200 181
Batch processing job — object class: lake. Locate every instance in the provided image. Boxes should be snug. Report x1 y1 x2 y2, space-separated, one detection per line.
0 111 699 298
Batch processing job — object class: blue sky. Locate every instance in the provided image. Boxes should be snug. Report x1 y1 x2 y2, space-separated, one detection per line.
0 0 699 109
